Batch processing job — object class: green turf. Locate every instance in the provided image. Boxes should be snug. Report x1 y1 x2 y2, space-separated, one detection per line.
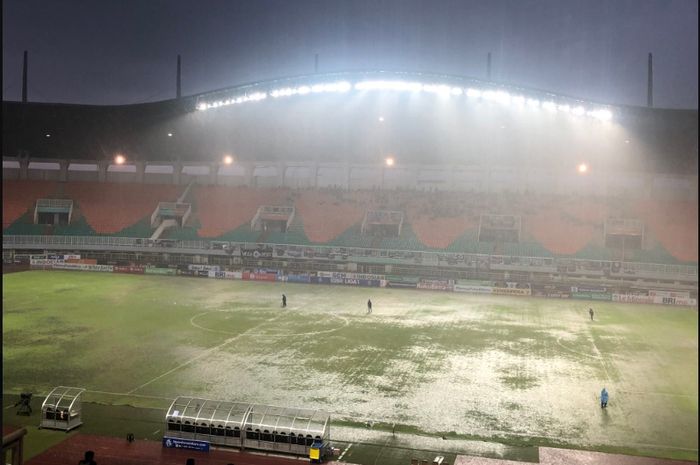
3 271 698 463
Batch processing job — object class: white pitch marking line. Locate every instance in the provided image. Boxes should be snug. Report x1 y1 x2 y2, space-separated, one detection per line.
556 337 601 360
128 314 284 394
338 443 352 460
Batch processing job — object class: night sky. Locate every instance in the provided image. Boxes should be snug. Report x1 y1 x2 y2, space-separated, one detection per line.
2 0 698 108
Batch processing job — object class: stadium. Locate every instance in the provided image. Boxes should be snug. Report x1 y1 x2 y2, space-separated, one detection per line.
2 65 698 465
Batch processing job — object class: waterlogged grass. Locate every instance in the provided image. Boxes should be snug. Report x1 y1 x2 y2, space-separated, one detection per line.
3 271 698 462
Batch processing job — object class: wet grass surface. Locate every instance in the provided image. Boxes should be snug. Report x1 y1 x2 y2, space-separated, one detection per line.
3 271 698 463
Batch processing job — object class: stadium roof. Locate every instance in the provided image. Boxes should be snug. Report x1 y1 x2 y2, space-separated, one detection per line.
2 71 697 174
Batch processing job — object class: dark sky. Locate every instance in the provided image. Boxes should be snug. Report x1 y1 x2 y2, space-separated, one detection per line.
2 0 698 108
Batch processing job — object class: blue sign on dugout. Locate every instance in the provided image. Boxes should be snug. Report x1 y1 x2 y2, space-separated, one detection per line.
162 437 210 452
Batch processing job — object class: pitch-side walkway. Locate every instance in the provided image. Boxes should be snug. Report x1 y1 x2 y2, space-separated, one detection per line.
454 447 698 465
23 433 361 465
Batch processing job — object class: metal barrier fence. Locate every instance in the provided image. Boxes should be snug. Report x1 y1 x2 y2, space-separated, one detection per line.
2 234 697 280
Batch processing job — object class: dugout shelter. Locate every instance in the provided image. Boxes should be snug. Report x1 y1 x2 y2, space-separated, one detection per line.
39 386 85 431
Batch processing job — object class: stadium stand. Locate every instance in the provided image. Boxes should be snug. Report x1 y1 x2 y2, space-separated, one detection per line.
2 179 697 264
62 182 181 235
2 180 59 229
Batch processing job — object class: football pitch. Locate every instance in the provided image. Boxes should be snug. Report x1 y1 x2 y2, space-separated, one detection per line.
2 271 698 462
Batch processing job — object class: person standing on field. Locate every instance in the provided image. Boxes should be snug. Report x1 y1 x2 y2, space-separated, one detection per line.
589 307 594 320
282 294 287 308
367 299 372 314
600 387 609 408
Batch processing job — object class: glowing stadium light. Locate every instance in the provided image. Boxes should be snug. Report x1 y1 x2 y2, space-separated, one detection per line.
355 80 422 92
451 87 463 96
385 157 395 167
511 95 525 106
114 154 126 165
378 116 385 122
483 90 511 105
577 163 588 174
423 84 452 96
526 98 540 108
542 101 557 112
571 106 585 116
45 134 51 138
297 86 311 95
197 103 207 111
223 155 234 165
557 104 571 113
588 109 613 121
466 88 482 98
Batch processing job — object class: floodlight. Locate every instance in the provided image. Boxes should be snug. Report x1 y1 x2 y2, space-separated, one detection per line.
167 133 173 137
466 88 482 98
526 98 540 108
577 163 588 174
223 155 234 165
558 104 571 113
588 109 613 121
542 101 557 112
572 106 585 116
297 86 311 95
385 157 395 167
378 116 385 122
197 103 207 111
45 134 51 138
511 95 525 106
451 87 463 96
114 154 126 165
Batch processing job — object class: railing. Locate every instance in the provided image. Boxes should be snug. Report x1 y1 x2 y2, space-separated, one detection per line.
3 234 697 280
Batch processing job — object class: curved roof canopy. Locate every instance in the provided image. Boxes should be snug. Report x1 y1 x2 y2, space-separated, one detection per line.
165 396 330 437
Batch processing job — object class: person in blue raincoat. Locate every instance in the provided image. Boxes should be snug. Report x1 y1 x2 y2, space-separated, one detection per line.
600 387 609 408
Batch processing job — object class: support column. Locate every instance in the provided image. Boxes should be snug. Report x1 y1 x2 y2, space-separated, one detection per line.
97 161 108 182
210 163 218 185
277 162 286 188
173 162 183 185
244 163 255 187
345 163 351 190
59 160 69 182
19 158 29 180
135 162 145 183
313 162 319 188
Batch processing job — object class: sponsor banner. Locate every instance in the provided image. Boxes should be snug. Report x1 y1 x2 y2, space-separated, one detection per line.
63 254 81 260
243 271 277 282
571 292 612 301
113 265 145 274
30 258 64 265
417 279 453 291
162 437 209 452
492 287 531 296
652 296 698 306
196 270 210 277
317 271 386 281
648 290 690 299
225 271 242 280
285 274 312 283
241 248 273 259
178 269 196 277
612 294 655 304
144 267 177 276
65 258 97 265
454 284 493 294
546 292 571 299
672 297 697 306
571 286 607 293
53 263 113 272
386 281 418 288
188 264 220 272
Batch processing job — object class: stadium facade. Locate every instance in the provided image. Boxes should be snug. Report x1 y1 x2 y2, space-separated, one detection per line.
2 71 698 303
